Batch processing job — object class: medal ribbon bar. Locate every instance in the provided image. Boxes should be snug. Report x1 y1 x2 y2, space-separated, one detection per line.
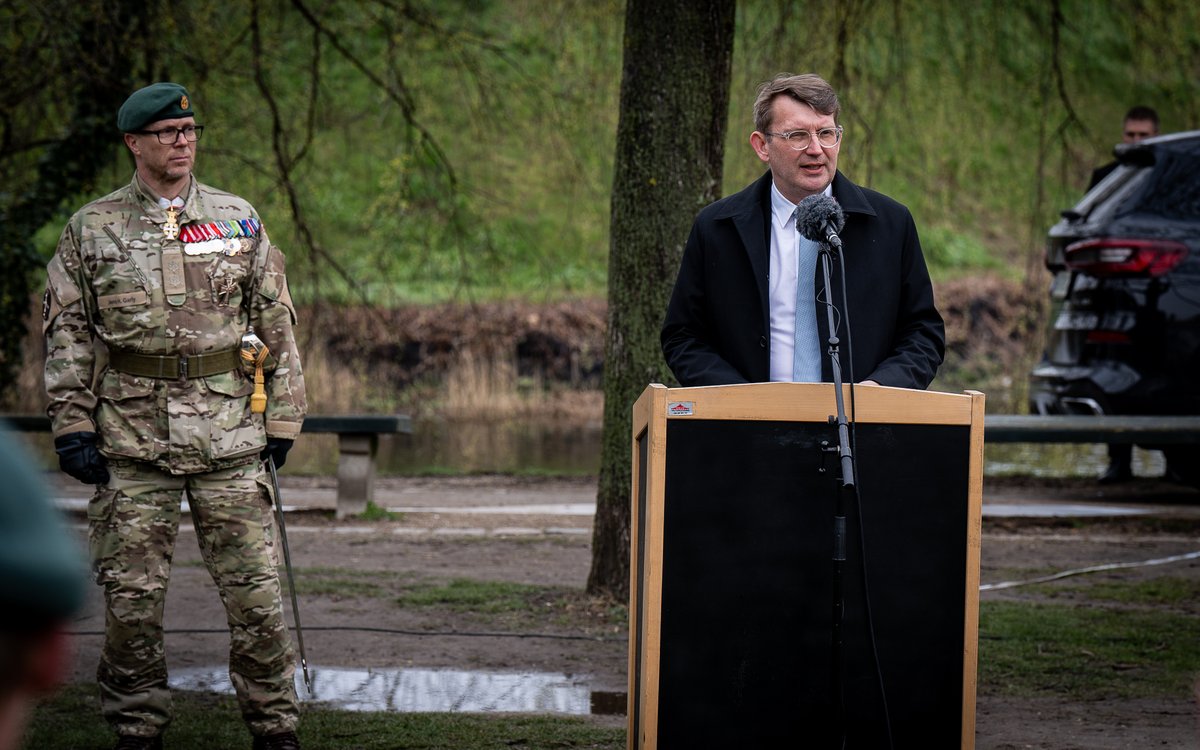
178 218 261 243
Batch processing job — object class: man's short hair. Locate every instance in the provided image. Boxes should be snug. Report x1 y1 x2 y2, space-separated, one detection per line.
1124 105 1159 129
753 73 840 134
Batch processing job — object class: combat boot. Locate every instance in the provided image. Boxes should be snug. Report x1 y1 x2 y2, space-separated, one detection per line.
252 730 301 750
114 735 163 750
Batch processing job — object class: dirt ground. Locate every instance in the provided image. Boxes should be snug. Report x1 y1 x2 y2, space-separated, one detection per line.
56 474 1200 749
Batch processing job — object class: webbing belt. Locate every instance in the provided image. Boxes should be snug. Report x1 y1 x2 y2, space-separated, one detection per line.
108 348 241 380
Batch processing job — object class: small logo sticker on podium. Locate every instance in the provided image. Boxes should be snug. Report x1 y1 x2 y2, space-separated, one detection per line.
667 401 694 416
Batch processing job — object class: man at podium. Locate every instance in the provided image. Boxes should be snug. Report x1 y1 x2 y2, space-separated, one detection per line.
661 73 944 389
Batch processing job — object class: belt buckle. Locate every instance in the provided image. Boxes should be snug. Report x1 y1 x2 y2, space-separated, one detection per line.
178 355 189 381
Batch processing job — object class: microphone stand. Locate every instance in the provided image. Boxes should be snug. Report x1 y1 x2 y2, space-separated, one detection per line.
817 235 855 740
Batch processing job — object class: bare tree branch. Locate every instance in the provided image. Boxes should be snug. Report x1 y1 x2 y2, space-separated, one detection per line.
1048 0 1087 142
250 0 371 309
289 0 458 189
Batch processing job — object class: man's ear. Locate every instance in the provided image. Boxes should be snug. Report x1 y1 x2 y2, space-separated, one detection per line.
123 132 141 156
750 131 770 164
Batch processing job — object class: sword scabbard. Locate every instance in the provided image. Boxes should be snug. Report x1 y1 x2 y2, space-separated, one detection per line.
267 456 312 694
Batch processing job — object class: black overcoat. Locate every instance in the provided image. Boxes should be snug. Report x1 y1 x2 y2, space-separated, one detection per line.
661 170 945 389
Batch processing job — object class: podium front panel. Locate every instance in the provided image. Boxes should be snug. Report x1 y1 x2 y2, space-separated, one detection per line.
629 384 983 750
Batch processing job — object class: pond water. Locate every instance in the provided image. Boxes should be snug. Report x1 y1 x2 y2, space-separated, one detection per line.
984 441 1168 478
170 665 625 715
11 417 1173 480
287 418 605 476
287 419 1170 480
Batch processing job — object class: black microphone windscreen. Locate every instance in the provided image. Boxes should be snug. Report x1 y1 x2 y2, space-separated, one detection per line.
794 194 845 243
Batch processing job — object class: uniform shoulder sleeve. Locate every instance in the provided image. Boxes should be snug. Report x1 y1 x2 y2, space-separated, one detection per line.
43 224 87 332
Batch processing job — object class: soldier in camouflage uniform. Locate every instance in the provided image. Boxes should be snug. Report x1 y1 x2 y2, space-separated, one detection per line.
43 82 306 750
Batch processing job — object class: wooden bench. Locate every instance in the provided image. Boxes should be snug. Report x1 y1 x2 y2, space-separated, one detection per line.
302 415 411 518
2 413 411 519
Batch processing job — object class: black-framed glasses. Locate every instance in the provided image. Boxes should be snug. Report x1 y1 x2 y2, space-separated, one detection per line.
765 126 842 150
137 125 204 145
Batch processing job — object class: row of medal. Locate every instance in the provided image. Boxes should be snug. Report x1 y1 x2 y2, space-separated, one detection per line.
163 208 260 257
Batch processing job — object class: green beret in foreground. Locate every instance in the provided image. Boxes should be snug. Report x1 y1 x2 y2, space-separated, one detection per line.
117 82 195 132
0 425 86 627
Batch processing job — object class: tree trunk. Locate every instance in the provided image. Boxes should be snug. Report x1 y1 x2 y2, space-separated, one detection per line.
587 0 735 599
0 1 147 400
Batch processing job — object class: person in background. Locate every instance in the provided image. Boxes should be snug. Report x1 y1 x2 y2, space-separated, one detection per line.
0 426 86 750
1088 105 1160 483
1087 105 1160 191
662 72 944 389
42 82 306 750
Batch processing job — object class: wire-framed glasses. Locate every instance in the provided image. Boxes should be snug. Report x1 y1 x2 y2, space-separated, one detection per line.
765 126 842 150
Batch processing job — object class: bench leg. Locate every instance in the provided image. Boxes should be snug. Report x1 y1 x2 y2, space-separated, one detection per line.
336 433 378 519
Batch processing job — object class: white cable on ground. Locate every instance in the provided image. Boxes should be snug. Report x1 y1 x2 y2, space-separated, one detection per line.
980 549 1200 591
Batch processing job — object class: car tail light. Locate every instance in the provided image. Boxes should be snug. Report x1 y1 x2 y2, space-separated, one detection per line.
1063 238 1188 276
1086 331 1132 344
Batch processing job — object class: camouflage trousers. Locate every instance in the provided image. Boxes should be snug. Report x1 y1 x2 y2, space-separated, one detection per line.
87 457 298 738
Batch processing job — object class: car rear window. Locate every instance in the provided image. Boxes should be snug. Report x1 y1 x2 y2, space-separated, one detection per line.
1127 144 1200 221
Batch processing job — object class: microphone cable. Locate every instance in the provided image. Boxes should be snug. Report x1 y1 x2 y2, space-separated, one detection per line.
834 246 896 750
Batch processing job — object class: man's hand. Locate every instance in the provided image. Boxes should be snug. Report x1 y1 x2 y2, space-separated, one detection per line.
53 432 110 485
262 437 294 469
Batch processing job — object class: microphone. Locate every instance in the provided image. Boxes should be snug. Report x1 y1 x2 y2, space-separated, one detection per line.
795 194 845 249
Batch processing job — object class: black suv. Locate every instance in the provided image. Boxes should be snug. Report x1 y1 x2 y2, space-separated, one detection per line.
1029 129 1200 483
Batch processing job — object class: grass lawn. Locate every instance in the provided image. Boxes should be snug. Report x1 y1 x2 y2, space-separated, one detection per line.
25 684 625 750
27 578 1197 748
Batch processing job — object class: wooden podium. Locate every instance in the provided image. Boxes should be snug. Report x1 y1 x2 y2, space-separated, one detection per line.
627 382 985 749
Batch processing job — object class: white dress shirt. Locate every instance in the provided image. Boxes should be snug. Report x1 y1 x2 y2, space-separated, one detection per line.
768 181 833 382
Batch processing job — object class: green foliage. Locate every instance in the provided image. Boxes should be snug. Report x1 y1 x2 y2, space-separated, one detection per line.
198 0 624 306
920 226 1010 280
8 1 1200 310
727 0 1200 279
978 600 1200 699
25 684 625 750
6 0 1200 396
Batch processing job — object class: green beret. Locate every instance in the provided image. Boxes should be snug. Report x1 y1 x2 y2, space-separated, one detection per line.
0 426 86 628
117 82 195 133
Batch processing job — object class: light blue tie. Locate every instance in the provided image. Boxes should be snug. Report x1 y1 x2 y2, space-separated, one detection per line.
792 218 822 382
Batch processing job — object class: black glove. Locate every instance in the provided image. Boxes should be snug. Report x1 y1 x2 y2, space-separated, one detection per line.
54 431 110 485
262 437 294 469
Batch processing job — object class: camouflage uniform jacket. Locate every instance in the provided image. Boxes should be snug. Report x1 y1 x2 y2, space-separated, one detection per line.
44 173 306 475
